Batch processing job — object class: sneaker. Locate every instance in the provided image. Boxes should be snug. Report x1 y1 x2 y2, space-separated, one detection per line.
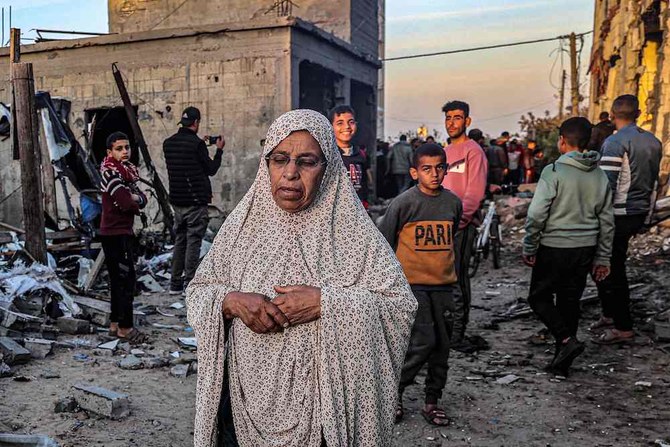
551 337 585 371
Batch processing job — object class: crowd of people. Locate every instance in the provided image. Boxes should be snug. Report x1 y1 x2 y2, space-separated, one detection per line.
95 93 662 445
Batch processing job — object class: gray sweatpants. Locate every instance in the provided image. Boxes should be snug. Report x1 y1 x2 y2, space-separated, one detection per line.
171 204 209 291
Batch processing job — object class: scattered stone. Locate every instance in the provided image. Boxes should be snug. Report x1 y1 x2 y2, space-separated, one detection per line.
73 353 92 362
23 338 54 359
98 339 119 351
55 396 78 413
635 381 652 388
170 364 190 378
169 302 185 310
40 369 60 379
117 342 131 352
13 375 33 382
0 433 59 447
130 348 145 357
496 374 520 385
0 362 12 378
56 317 91 335
170 351 180 358
176 337 197 349
0 337 31 365
117 355 143 370
72 383 130 419
92 348 114 357
142 357 169 369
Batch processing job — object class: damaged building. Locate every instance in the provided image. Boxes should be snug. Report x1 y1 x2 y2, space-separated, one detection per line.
588 0 670 191
0 0 382 230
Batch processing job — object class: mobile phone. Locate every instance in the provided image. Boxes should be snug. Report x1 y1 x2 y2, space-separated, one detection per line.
208 135 221 145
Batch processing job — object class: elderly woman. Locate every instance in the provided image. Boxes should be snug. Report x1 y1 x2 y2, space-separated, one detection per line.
186 109 416 447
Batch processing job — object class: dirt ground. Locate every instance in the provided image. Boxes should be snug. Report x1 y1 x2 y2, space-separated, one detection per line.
1 227 668 447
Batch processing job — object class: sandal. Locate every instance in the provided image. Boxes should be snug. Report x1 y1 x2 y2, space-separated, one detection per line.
421 407 450 426
593 328 634 345
394 401 404 424
589 317 614 333
118 328 150 345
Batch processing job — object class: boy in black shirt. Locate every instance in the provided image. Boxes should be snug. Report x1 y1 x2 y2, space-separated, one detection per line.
329 105 373 208
379 143 462 427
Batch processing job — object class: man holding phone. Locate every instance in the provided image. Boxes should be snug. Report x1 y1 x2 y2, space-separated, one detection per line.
163 106 225 295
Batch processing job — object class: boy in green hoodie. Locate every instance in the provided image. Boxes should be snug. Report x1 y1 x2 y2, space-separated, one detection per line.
522 117 614 375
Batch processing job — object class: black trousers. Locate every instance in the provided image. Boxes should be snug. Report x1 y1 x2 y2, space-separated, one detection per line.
101 235 136 328
399 287 457 404
528 245 596 342
452 225 476 343
596 215 645 331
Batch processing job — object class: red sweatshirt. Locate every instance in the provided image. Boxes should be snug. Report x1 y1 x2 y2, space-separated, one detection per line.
99 160 147 236
441 139 488 229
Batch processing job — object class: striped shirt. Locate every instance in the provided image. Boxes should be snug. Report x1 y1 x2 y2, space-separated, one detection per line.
600 124 662 217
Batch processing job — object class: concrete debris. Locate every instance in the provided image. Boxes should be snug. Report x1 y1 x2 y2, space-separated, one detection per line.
170 363 190 378
141 357 169 369
169 302 185 309
152 323 184 330
496 374 521 385
0 433 60 447
130 348 145 356
54 396 78 413
23 338 54 359
97 339 119 351
40 369 60 379
117 354 143 370
92 348 114 357
176 337 197 349
71 383 130 419
0 361 12 377
0 337 31 365
137 274 164 293
634 381 652 388
73 295 145 327
56 317 91 335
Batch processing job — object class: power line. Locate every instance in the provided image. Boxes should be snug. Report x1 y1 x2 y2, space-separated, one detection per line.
382 31 593 62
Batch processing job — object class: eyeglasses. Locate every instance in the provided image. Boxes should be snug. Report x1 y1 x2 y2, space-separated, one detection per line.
265 153 327 170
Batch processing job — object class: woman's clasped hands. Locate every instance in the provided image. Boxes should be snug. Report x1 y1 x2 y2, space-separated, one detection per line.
222 285 321 334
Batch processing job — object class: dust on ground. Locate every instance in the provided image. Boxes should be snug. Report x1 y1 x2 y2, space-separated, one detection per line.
1 228 668 447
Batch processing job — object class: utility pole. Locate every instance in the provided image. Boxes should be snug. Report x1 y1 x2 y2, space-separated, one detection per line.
569 32 579 116
10 28 48 264
559 69 566 120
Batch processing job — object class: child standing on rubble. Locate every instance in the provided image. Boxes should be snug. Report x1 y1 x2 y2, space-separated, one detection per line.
99 132 149 344
522 117 614 375
379 143 462 427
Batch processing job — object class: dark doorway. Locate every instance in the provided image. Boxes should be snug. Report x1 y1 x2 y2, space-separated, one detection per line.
84 107 140 167
299 61 338 116
350 80 375 151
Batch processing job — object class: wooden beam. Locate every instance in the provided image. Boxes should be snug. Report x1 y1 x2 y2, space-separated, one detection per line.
37 113 59 222
10 28 20 160
83 250 106 292
11 62 48 265
9 28 20 63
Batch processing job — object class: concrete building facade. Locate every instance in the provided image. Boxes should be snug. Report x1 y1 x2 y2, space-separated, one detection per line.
0 0 381 229
588 0 669 190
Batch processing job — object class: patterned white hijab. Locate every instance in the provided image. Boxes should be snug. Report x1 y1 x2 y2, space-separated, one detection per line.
186 109 416 447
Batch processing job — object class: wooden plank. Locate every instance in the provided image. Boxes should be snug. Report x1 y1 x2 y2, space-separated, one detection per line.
9 28 20 63
83 250 105 292
37 113 59 222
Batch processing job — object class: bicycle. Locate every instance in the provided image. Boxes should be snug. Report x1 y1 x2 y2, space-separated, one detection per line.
468 200 502 278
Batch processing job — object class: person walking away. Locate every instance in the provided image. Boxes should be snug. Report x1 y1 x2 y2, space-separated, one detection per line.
330 105 373 208
505 139 523 185
387 135 413 195
440 100 488 349
100 132 149 344
486 139 507 186
587 111 616 152
522 117 614 375
593 95 663 344
163 106 225 295
379 143 462 427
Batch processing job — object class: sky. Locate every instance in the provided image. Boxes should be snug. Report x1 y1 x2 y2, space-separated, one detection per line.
6 0 595 140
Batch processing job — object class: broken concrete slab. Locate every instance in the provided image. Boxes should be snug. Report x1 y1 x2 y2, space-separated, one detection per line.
73 296 146 328
117 355 143 370
56 317 91 335
97 339 119 351
176 337 197 349
0 433 60 447
496 374 521 385
0 337 31 365
141 357 169 369
23 338 54 359
71 383 130 419
170 364 190 378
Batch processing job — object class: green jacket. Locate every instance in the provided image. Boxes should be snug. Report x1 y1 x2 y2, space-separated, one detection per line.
523 150 614 266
